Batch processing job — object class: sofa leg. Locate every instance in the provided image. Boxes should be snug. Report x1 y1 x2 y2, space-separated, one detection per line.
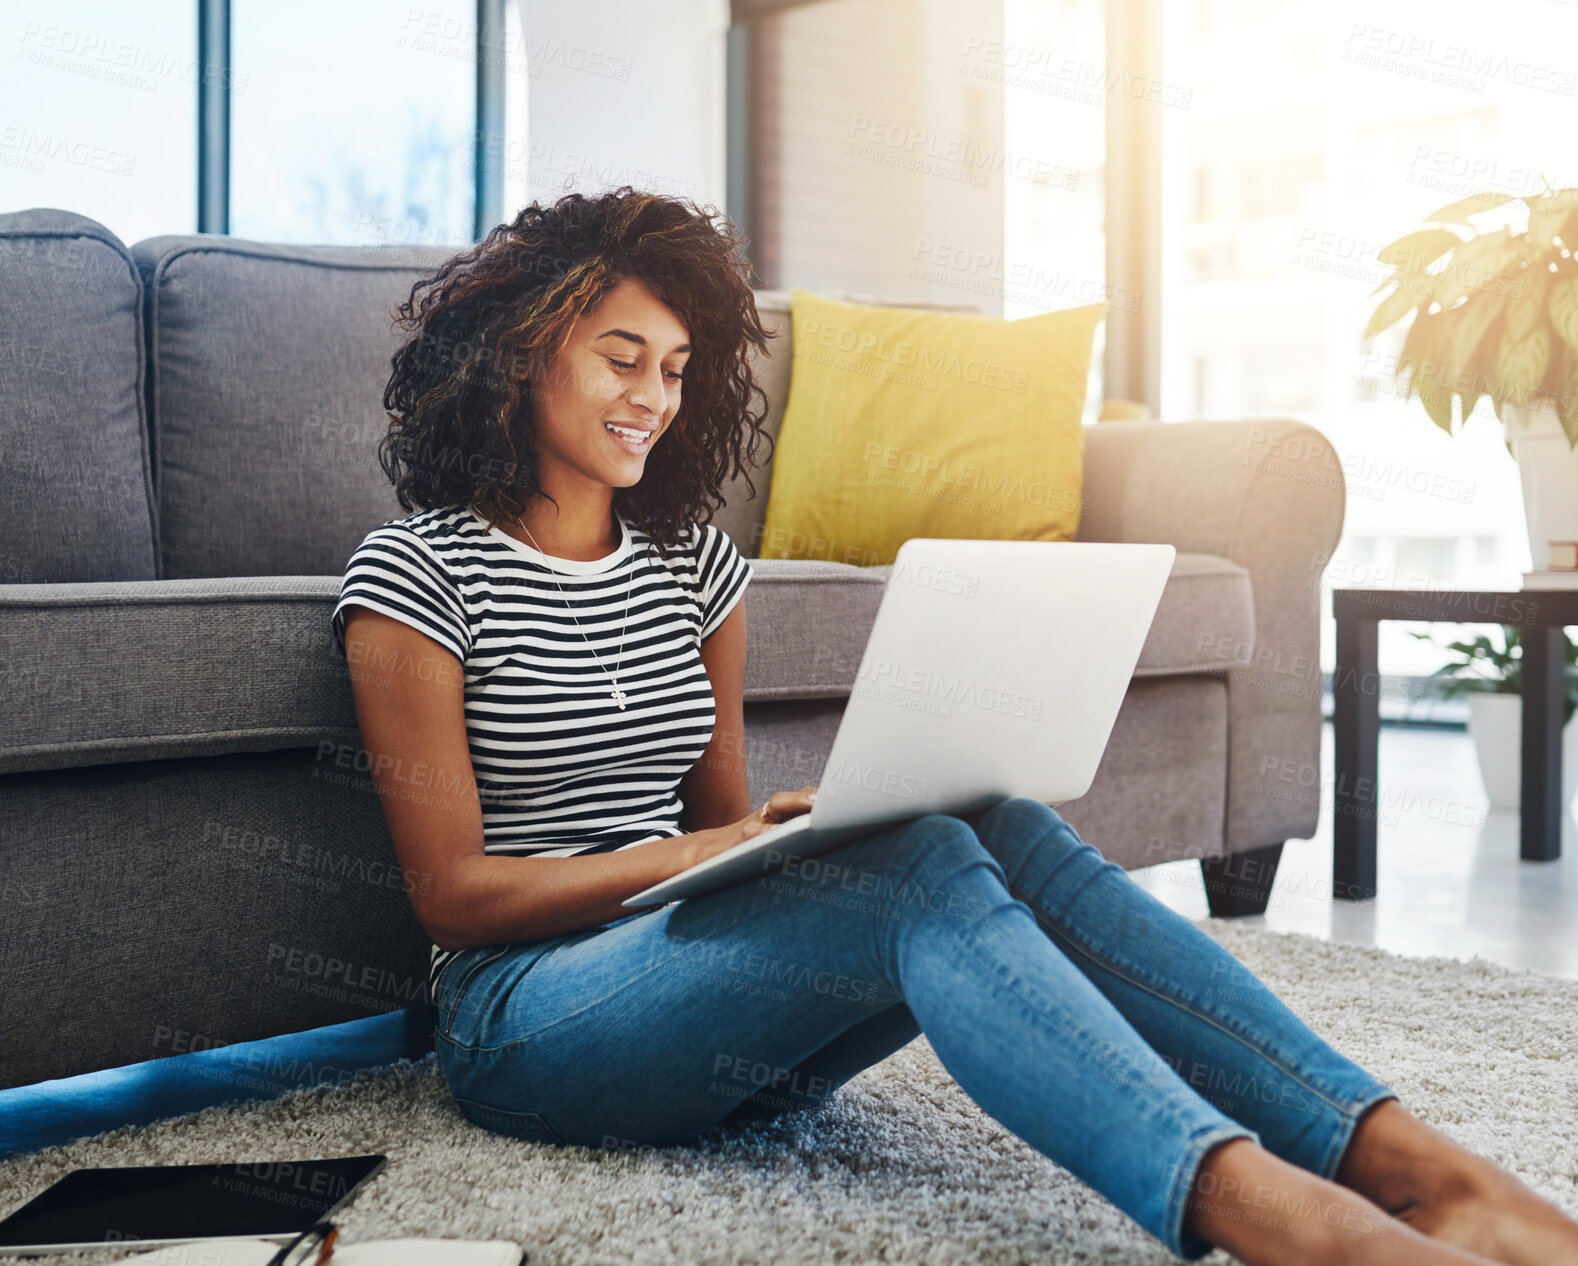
1200 842 1284 918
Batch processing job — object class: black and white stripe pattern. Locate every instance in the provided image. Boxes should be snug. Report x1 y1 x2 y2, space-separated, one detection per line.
330 503 753 993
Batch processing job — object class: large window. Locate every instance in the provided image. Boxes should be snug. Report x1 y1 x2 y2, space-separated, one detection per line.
233 0 502 246
1001 0 1107 419
1158 0 1578 702
3 1 529 248
1 1 198 242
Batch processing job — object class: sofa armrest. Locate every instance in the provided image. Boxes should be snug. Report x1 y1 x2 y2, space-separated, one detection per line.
1080 418 1347 851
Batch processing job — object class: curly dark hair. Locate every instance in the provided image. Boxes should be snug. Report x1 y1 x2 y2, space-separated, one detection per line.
378 186 777 559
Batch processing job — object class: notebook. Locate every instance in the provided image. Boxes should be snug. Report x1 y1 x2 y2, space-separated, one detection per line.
125 1237 522 1265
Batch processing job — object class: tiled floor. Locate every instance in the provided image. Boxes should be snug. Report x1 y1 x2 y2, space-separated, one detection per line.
1130 723 1578 980
5 723 1575 1161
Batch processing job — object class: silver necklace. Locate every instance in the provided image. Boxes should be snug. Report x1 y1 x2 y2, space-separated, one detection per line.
517 518 638 710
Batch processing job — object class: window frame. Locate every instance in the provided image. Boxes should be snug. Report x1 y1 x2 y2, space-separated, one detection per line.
196 0 508 239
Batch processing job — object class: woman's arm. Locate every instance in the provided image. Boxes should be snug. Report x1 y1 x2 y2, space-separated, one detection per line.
341 605 743 952
677 598 754 830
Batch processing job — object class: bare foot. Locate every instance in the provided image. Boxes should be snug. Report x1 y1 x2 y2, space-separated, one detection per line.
1336 1098 1578 1266
1188 1138 1501 1266
1387 1149 1578 1266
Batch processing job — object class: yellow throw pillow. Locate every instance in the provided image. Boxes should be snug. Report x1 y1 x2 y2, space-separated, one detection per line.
758 289 1104 567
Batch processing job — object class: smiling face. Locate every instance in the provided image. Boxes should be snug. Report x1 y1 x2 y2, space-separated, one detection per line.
525 274 691 493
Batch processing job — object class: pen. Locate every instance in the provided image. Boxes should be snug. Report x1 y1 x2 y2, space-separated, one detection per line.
266 1220 336 1266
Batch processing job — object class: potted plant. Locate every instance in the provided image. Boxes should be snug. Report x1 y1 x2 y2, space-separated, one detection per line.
1410 624 1578 808
1364 188 1578 571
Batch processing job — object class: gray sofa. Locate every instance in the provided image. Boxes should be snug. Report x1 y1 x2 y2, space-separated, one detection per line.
0 208 1345 1090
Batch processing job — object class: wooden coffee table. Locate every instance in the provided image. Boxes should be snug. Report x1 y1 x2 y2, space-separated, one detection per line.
1331 587 1575 901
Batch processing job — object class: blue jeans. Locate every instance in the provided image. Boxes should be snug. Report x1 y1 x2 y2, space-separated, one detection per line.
433 797 1396 1259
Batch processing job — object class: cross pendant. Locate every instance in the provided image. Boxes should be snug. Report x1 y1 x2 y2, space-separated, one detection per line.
610 685 628 709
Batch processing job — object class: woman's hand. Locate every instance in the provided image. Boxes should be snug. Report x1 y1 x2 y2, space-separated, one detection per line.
677 785 819 869
736 785 819 842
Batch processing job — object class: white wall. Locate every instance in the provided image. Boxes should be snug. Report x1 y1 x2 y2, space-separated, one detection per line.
516 0 729 213
514 0 1006 310
764 0 1006 310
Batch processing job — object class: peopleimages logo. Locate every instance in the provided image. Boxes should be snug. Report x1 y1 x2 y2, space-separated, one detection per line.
910 239 1140 310
861 441 1081 514
821 755 931 803
958 39 1195 109
265 943 431 1006
854 654 1043 721
845 115 1074 186
1340 24 1576 95
801 316 1030 393
885 557 980 598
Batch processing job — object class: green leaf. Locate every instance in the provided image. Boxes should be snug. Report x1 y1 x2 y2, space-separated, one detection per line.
1529 191 1578 248
1439 291 1505 393
1407 620 1578 701
1558 345 1578 448
1431 232 1519 310
1420 383 1454 433
1424 191 1518 225
1368 272 1400 300
1494 324 1551 407
1505 268 1550 341
1364 284 1421 341
1549 276 1578 353
1398 309 1443 405
1377 227 1464 270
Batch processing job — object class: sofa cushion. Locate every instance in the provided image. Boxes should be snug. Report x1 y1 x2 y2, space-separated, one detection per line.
0 551 1250 775
0 208 157 583
0 564 889 774
854 550 1253 679
125 248 981 578
1132 551 1255 676
758 289 1102 566
0 576 361 776
1056 674 1229 868
129 235 460 580
710 289 981 560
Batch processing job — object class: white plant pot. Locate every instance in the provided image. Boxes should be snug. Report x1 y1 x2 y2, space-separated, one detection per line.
1504 399 1578 569
1465 691 1578 810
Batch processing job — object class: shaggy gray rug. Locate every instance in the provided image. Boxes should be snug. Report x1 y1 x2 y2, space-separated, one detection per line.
4 923 1576 1266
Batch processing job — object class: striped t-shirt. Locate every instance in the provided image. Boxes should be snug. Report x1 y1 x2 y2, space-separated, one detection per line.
329 502 753 993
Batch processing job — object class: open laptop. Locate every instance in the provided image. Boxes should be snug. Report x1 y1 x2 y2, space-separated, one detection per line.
623 536 1176 908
